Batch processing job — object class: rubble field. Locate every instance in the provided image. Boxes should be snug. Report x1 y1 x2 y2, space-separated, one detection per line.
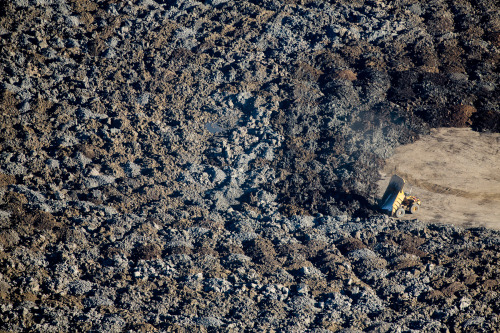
0 0 499 331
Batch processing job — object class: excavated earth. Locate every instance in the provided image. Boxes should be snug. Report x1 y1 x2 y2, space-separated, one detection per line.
0 0 499 331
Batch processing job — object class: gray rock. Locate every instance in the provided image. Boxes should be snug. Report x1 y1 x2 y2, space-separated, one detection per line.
262 284 289 301
68 280 93 295
351 289 385 314
324 292 352 311
12 0 29 7
0 210 11 228
196 316 224 328
101 315 126 333
206 0 229 6
84 296 114 308
204 278 232 293
123 161 142 177
77 108 108 120
84 175 116 189
45 159 60 169
4 163 27 176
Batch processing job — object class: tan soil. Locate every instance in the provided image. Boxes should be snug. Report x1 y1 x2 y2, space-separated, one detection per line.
378 127 500 230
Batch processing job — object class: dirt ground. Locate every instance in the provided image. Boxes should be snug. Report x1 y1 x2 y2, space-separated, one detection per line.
379 127 500 230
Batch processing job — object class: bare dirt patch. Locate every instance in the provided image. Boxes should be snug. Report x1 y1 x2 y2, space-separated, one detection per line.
379 127 500 229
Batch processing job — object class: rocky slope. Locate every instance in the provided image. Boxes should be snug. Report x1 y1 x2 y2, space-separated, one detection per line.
0 0 499 331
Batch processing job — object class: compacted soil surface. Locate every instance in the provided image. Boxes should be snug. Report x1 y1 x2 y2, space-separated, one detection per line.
379 127 500 230
0 0 499 331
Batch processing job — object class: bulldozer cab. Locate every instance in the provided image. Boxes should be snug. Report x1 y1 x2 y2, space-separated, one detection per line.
380 175 406 216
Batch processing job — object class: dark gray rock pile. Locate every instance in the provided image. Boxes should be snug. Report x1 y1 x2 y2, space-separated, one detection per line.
0 0 498 331
1 203 499 331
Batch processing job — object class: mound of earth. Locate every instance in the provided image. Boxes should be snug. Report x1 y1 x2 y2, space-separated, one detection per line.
0 0 499 331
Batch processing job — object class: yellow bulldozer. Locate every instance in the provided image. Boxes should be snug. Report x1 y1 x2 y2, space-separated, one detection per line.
380 175 421 218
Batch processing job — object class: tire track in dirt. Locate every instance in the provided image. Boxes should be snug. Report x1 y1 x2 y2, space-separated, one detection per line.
387 167 500 202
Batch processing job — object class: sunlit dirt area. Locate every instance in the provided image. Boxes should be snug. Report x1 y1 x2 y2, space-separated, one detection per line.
379 127 500 230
